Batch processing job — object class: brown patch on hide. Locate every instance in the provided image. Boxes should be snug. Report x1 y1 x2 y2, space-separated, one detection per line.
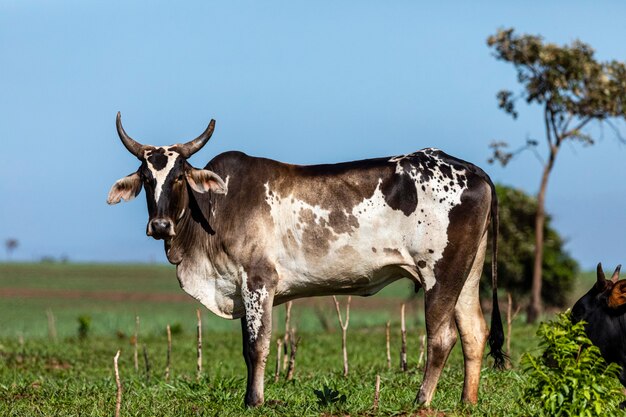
608 280 626 308
328 210 359 234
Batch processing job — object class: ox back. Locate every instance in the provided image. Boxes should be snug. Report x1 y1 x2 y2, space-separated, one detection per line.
108 115 505 408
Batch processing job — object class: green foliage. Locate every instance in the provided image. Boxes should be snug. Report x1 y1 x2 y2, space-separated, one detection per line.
520 312 625 416
313 384 347 407
482 184 579 307
487 28 626 154
169 322 183 335
77 315 92 340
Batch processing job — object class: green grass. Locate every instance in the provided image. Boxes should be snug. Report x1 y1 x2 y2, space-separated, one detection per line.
0 325 536 416
0 263 597 416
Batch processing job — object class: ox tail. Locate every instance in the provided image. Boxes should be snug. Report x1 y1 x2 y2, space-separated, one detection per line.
486 180 506 370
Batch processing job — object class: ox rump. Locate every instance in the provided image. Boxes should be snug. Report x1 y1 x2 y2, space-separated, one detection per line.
108 113 505 407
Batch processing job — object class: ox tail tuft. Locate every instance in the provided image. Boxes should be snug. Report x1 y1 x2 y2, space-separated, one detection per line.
486 180 507 370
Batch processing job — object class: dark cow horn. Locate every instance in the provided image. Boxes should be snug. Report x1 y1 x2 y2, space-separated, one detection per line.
597 262 606 284
611 264 622 283
116 112 144 158
178 119 216 158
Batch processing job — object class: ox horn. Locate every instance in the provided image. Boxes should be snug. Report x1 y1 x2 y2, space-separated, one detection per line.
178 119 216 158
611 264 622 283
597 263 607 285
116 112 145 158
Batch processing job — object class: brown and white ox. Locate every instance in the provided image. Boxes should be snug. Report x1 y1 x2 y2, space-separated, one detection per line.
107 113 505 408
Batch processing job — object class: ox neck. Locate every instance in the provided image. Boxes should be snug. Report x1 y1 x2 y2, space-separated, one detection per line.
165 188 219 265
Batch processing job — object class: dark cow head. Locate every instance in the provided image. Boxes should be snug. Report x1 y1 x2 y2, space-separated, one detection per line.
573 263 625 319
107 112 227 240
572 262 626 388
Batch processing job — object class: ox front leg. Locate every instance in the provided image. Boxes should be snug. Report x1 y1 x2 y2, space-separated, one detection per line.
240 270 275 408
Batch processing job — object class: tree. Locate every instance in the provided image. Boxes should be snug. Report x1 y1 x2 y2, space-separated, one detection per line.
5 238 18 261
481 185 578 308
487 28 626 323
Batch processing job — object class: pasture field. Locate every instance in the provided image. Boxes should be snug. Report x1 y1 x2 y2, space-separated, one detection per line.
0 263 595 416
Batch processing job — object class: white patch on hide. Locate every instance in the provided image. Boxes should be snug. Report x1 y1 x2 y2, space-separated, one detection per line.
176 255 239 319
241 268 269 341
145 147 179 204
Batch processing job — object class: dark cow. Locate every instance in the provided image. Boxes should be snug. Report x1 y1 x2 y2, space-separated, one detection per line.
572 263 626 388
107 113 505 407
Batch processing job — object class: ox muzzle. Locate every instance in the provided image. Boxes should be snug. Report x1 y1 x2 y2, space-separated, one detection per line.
147 218 175 240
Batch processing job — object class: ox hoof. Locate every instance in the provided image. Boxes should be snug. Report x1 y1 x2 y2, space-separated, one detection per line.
244 394 264 408
414 392 430 407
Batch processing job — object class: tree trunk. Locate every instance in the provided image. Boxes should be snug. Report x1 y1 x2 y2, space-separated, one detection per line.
527 145 558 323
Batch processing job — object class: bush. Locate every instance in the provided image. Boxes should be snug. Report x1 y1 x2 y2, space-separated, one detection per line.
520 312 625 416
77 315 92 340
482 184 579 307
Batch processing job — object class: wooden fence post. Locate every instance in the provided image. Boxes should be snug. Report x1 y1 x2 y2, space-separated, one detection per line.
373 374 381 411
133 315 139 372
46 309 57 342
274 339 282 383
165 324 172 381
113 350 122 417
332 296 351 377
386 321 391 370
400 304 407 371
196 309 202 381
282 301 292 370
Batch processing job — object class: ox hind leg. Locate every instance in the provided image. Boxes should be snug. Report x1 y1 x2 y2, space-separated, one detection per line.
417 211 489 406
416 286 459 406
240 264 276 407
454 231 489 404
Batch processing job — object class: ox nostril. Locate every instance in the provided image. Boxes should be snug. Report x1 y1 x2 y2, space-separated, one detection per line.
149 219 173 238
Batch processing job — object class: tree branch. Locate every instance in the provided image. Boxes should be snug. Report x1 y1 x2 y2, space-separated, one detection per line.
549 108 562 148
544 106 553 150
605 119 626 144
562 116 593 140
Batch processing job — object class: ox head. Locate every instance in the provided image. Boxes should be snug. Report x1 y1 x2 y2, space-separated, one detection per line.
107 112 227 240
572 263 626 319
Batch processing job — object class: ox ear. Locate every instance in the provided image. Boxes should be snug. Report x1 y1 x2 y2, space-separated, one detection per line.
608 280 626 309
186 168 227 194
107 172 142 205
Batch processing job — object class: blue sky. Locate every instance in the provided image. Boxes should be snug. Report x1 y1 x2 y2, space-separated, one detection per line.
1 1 625 268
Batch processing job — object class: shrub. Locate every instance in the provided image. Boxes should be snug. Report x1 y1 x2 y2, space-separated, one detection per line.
520 312 625 416
77 315 92 340
169 322 183 335
313 385 347 408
